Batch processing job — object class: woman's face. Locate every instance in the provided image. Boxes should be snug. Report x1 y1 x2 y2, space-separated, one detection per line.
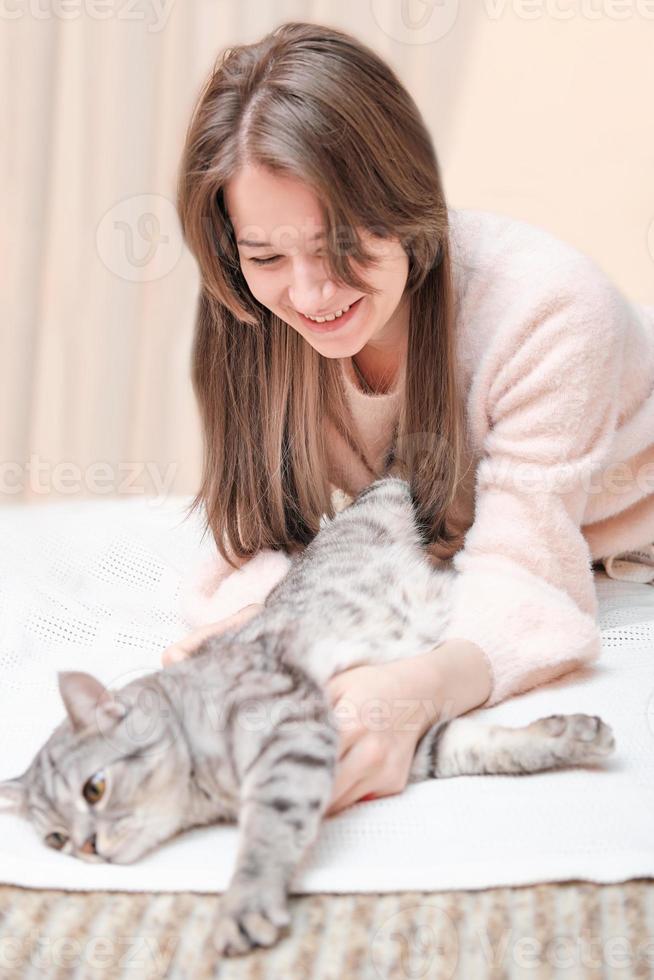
224 164 410 362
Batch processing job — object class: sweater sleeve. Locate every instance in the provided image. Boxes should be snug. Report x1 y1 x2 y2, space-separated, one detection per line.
440 255 628 707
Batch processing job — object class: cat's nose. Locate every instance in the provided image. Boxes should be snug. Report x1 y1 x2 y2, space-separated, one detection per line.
80 834 97 855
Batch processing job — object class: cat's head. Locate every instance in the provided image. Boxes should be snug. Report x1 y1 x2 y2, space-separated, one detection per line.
0 670 194 864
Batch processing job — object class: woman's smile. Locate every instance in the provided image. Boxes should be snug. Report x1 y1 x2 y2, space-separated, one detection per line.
297 296 366 334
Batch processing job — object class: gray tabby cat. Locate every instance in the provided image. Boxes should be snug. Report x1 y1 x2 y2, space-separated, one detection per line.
0 475 615 957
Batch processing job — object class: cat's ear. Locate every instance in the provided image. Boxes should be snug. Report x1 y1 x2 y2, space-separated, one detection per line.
0 774 27 815
57 671 128 733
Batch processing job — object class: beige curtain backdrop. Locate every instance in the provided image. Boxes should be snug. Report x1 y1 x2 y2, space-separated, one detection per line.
2 0 653 505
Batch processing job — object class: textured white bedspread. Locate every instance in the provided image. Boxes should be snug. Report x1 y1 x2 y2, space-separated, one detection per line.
1 496 653 894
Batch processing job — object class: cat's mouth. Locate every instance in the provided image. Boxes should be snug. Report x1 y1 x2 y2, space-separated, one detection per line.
77 849 109 864
75 829 129 864
88 833 153 865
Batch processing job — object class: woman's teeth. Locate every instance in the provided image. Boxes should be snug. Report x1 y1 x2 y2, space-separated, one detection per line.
304 303 352 323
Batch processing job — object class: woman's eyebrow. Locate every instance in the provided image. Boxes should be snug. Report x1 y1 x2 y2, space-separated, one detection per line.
237 231 326 248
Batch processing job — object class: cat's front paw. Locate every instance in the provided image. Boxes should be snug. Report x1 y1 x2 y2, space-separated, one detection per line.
331 488 354 513
214 882 291 956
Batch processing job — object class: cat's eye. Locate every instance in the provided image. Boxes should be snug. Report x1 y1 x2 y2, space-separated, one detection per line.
82 771 106 805
45 831 68 850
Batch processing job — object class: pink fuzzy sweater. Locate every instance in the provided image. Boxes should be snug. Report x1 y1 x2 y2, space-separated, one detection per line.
186 208 654 709
328 208 654 706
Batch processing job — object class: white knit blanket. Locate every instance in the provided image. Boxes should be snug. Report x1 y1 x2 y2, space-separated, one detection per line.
1 497 653 893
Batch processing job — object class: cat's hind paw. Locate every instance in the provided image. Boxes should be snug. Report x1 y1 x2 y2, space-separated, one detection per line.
533 713 616 763
214 884 291 956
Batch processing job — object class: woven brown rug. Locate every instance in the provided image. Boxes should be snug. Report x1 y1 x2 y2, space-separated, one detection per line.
1 881 653 978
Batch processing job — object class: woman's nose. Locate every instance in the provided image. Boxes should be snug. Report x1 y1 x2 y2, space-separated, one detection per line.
288 260 336 312
290 286 337 315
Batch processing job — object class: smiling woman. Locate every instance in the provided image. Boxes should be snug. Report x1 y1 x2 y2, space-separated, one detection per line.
171 20 654 816
170 21 494 826
177 22 461 567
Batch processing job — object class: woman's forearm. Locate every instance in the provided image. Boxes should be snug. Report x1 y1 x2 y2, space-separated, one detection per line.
430 638 493 720
385 638 493 737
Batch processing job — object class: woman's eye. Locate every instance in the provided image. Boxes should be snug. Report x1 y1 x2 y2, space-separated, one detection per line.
250 255 280 266
82 771 106 805
249 251 329 267
45 831 68 850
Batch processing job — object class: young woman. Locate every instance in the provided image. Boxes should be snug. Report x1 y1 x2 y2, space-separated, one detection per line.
162 22 654 815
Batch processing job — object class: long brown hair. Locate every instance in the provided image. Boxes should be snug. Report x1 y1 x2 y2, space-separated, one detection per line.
176 21 473 570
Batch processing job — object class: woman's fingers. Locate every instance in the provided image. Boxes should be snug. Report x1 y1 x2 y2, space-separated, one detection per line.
327 688 368 756
161 603 264 667
325 742 374 815
326 777 370 816
335 718 362 756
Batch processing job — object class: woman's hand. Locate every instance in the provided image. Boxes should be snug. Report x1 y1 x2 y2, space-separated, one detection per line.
324 640 493 815
324 656 444 816
161 603 265 667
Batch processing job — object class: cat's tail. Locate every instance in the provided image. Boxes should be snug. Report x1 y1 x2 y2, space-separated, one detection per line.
408 712 615 781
